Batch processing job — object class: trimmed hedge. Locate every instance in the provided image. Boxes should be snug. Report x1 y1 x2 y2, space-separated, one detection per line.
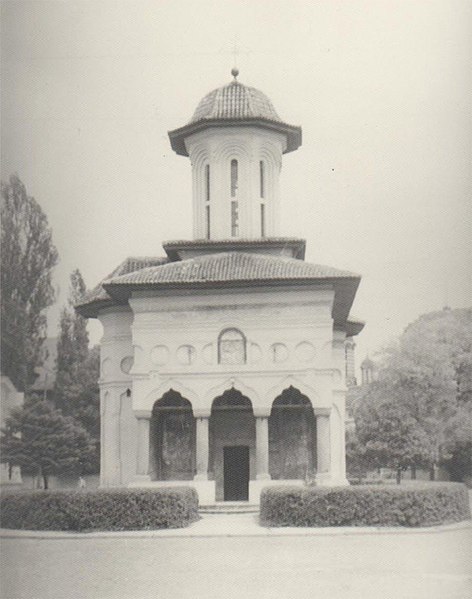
0 487 199 532
260 483 471 528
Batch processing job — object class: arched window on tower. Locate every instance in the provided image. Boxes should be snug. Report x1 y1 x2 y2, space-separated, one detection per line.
218 328 246 365
260 204 265 237
259 161 265 198
260 161 266 236
230 159 239 236
231 159 238 197
205 164 210 239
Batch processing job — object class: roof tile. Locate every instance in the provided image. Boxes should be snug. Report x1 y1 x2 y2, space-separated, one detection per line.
105 252 358 287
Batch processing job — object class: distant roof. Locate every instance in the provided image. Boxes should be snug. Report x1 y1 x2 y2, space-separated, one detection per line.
361 356 375 369
168 74 302 156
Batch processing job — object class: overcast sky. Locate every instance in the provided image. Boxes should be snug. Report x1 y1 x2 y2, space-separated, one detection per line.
2 0 471 369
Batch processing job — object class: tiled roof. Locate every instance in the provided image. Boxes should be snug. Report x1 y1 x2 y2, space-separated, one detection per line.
76 256 168 315
104 252 358 287
190 81 282 123
168 78 302 156
77 252 361 330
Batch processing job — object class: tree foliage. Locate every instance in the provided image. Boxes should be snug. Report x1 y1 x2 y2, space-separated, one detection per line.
354 308 472 482
53 270 100 474
1 175 58 391
0 397 96 489
54 269 100 436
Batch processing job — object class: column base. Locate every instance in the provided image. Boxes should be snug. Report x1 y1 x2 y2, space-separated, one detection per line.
249 479 304 504
194 473 209 481
315 472 350 486
256 473 271 481
192 480 216 505
129 474 152 487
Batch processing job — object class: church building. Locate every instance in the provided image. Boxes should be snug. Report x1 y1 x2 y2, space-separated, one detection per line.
77 70 364 504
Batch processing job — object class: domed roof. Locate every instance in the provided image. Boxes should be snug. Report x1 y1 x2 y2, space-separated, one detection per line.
361 356 375 369
189 79 282 124
168 71 302 156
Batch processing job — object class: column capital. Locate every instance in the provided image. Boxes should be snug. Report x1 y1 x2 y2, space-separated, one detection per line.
134 409 152 420
314 407 331 417
253 406 271 418
193 409 211 419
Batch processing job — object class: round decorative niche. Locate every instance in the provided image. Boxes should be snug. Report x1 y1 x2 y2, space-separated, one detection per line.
295 341 316 363
101 358 112 377
202 343 214 364
176 345 196 365
150 345 169 366
120 356 134 374
270 343 289 363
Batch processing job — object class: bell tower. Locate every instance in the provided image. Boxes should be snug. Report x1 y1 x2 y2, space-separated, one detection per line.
168 69 302 241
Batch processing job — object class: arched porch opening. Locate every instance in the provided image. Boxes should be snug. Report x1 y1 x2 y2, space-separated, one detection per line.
269 386 316 480
150 390 195 481
209 388 255 501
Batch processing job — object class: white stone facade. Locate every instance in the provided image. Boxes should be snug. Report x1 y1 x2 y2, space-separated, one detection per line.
97 285 350 503
81 73 362 505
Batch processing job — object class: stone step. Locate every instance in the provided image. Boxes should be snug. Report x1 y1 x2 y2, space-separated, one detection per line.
199 502 259 514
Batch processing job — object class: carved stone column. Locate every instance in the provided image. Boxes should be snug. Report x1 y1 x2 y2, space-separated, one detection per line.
135 410 152 481
315 408 331 475
254 408 271 481
195 416 210 480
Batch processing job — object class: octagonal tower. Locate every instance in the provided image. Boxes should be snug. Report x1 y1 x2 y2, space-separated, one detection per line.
168 69 302 240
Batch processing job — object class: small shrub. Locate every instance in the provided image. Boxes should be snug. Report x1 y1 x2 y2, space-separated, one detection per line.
0 487 199 531
260 482 471 527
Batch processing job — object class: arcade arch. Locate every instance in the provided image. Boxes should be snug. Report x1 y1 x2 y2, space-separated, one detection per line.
269 386 316 480
209 388 255 501
149 390 195 481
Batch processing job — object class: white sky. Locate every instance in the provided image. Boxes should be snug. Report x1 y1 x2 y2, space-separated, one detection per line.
2 0 471 369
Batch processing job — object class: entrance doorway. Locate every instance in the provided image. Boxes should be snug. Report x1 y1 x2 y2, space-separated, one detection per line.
223 446 249 501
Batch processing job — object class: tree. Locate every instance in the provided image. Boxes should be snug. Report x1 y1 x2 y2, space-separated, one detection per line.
1 175 58 391
354 308 471 482
355 380 437 483
345 428 371 480
0 397 96 489
54 270 100 465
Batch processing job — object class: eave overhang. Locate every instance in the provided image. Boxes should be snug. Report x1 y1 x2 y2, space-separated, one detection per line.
168 117 302 156
102 276 360 330
163 237 306 261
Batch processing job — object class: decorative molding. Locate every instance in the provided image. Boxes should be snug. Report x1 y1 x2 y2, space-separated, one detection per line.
143 378 200 407
314 407 331 417
263 375 319 405
193 409 212 418
253 407 271 418
204 377 259 405
133 410 152 420
150 345 170 366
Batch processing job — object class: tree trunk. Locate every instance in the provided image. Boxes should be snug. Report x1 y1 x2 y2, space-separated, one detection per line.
429 464 435 481
396 467 402 484
43 475 49 490
37 465 43 489
411 465 417 480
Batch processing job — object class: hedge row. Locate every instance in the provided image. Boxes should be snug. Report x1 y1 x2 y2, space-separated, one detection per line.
0 487 199 531
260 483 471 527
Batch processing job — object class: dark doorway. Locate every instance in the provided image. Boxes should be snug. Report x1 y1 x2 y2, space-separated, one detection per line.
223 446 249 501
